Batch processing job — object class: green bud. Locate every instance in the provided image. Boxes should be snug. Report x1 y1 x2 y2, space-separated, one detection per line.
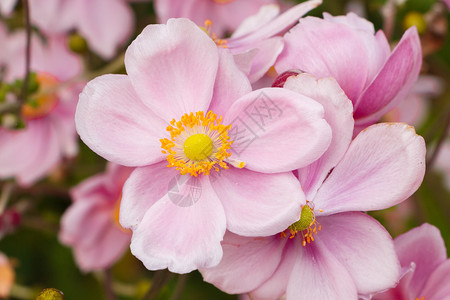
289 205 314 232
68 33 88 54
403 12 427 34
36 288 65 300
28 72 39 94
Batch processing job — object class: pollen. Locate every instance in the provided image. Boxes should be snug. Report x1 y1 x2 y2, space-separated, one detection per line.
160 111 244 177
201 20 228 48
21 73 59 120
281 203 322 247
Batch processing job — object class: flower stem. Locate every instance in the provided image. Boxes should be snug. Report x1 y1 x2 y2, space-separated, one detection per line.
19 0 32 107
142 270 173 300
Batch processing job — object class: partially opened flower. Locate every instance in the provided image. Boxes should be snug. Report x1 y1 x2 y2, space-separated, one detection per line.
0 31 83 186
60 163 133 272
27 0 135 59
373 223 450 300
76 18 333 273
276 12 422 131
154 0 276 37
201 74 426 299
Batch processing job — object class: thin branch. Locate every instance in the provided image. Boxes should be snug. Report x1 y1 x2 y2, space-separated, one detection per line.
426 111 450 168
169 274 188 300
0 182 14 215
104 268 117 300
19 0 32 106
142 270 173 300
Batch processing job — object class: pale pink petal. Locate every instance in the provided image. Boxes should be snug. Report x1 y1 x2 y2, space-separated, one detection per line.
420 260 450 300
244 37 284 83
228 0 322 47
354 27 422 124
250 241 297 300
0 0 17 15
313 123 426 215
231 4 280 38
210 167 304 236
200 232 285 294
29 0 76 34
0 119 60 186
129 176 226 273
232 49 259 76
319 212 400 294
119 162 176 230
77 0 134 59
125 19 218 122
323 12 375 33
104 163 134 193
284 74 354 199
75 74 167 167
435 141 450 190
394 223 447 298
286 238 358 299
276 16 370 102
75 225 131 272
224 88 331 173
208 49 252 117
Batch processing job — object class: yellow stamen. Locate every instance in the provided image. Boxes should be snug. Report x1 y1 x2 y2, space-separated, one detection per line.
112 194 130 233
160 111 241 177
201 20 228 48
281 203 322 247
21 73 59 120
213 0 235 3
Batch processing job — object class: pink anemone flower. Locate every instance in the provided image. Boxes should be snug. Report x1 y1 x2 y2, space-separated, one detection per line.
373 223 450 300
60 163 133 272
154 0 276 37
200 74 426 299
27 0 135 59
0 32 83 186
275 12 422 132
75 18 334 273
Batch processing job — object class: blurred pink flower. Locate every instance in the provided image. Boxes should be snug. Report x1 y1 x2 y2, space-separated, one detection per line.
0 252 14 298
435 140 450 189
0 0 16 15
76 19 334 273
60 163 133 272
0 31 83 186
373 223 450 300
384 75 444 126
276 12 422 131
201 74 426 299
154 0 276 37
27 0 135 59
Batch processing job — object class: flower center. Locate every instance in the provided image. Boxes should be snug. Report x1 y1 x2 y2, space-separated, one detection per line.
281 203 321 247
21 73 59 120
201 20 228 48
184 134 214 161
160 111 245 177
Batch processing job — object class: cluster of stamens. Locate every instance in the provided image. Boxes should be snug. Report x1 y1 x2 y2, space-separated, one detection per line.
160 111 240 177
202 20 228 48
281 203 322 247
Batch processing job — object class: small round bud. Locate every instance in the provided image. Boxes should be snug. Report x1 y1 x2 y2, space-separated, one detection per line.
403 12 427 34
68 33 88 54
37 288 65 300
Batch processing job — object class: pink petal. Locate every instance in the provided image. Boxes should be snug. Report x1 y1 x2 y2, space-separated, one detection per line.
200 232 285 294
224 88 332 173
77 0 134 59
75 74 167 167
228 0 322 47
420 260 450 300
74 225 131 272
129 176 226 273
313 123 426 215
286 237 358 299
354 27 422 124
0 0 17 15
250 241 297 300
125 19 218 122
0 119 60 186
276 16 370 102
119 162 176 230
394 223 447 298
231 4 280 39
29 0 76 34
208 49 252 117
284 74 354 199
319 212 400 294
210 167 304 236
244 37 284 83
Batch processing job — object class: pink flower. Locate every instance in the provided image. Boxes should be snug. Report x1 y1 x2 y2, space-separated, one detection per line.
200 74 426 299
384 75 444 126
27 0 135 59
0 32 83 186
226 0 322 83
76 18 334 273
60 163 133 272
154 0 277 37
276 12 422 131
373 223 450 300
435 140 450 190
